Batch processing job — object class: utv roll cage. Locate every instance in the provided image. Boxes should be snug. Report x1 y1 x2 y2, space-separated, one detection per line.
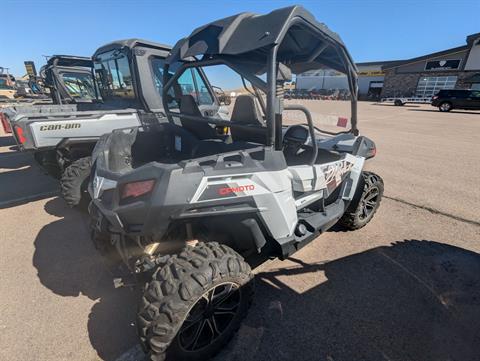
162 5 358 154
92 39 172 113
43 55 98 104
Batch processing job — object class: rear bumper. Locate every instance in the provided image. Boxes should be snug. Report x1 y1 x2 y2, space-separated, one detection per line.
89 199 124 234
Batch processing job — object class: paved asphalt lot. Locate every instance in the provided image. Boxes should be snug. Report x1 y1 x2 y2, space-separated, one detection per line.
0 101 479 361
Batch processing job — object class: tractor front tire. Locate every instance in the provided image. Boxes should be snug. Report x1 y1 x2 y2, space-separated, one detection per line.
60 156 92 208
338 171 384 230
138 242 254 361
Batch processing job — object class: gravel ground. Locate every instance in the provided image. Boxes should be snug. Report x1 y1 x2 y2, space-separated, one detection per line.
0 101 479 361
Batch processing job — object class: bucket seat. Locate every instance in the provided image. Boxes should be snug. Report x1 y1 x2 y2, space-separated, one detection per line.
230 95 267 145
179 95 219 140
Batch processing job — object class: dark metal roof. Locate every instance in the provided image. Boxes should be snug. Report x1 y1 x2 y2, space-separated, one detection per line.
46 55 92 68
356 60 405 67
167 5 356 74
93 38 171 58
466 32 480 45
381 32 480 70
382 45 469 70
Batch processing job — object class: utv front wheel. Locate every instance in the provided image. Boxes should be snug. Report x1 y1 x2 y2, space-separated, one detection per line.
138 242 254 361
60 156 92 208
338 171 384 230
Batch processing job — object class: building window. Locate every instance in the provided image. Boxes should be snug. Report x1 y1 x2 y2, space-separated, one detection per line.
416 76 457 98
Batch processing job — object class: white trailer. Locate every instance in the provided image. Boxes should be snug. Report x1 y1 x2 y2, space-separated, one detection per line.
380 97 432 106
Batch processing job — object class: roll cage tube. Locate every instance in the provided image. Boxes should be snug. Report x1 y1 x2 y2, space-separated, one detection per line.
242 77 267 118
276 16 359 138
50 59 63 104
341 48 359 136
266 45 278 147
162 11 358 142
267 48 357 154
259 18 359 148
284 105 318 165
162 58 268 125
161 62 230 127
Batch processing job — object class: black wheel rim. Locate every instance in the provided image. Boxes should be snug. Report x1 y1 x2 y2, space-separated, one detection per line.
359 186 379 221
178 282 241 352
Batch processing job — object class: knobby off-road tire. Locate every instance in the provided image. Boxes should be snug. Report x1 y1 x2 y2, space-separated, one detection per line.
338 171 384 230
60 156 92 208
138 242 254 361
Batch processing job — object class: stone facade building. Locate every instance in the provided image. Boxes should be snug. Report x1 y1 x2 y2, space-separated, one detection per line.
296 61 402 100
295 32 480 100
381 33 480 98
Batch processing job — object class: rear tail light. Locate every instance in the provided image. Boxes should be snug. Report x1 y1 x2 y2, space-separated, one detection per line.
0 112 12 133
121 179 155 199
14 125 26 144
367 145 377 159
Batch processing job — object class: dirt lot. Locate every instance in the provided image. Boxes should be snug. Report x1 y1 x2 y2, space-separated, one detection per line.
1 102 479 361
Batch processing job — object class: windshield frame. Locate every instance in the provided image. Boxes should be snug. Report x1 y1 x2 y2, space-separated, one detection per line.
93 48 136 101
60 71 97 100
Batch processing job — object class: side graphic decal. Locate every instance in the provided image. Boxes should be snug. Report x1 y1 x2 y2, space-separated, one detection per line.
321 160 354 193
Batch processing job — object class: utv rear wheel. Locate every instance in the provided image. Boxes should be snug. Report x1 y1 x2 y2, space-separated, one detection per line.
439 102 452 112
338 171 383 230
60 156 92 208
138 242 254 361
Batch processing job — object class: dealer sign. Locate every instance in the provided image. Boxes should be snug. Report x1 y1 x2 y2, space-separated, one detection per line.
425 59 461 70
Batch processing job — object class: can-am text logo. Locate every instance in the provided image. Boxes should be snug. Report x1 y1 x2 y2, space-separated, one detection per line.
218 184 255 195
39 123 81 131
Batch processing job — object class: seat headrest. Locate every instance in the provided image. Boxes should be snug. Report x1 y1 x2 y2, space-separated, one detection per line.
178 94 219 139
231 94 263 126
180 94 202 116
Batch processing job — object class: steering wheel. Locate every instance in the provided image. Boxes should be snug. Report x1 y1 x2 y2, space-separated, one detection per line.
282 125 312 157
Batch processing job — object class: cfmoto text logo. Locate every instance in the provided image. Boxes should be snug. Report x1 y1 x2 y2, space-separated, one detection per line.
218 184 255 195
